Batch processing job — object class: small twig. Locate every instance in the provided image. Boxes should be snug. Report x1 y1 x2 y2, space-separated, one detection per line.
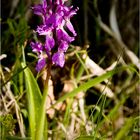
6 82 25 137
1 94 9 113
109 0 122 40
10 0 19 17
15 103 25 137
78 98 86 123
97 17 140 70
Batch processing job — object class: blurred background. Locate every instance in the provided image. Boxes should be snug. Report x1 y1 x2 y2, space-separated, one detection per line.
1 0 139 139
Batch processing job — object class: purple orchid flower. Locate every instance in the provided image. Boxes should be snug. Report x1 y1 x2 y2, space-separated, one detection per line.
30 0 78 72
36 57 46 72
52 51 65 67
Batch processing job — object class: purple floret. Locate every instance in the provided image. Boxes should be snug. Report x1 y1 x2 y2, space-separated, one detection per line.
45 33 55 51
30 42 43 53
56 28 74 43
52 52 65 67
36 58 46 72
58 41 69 52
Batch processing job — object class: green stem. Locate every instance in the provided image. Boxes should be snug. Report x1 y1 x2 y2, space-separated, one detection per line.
36 63 51 140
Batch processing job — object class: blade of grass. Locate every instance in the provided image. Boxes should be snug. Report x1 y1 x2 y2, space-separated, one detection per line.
75 52 89 77
88 105 111 124
75 135 100 140
76 64 85 83
96 93 128 131
63 98 73 125
93 93 107 138
5 136 31 140
115 118 134 140
133 117 140 133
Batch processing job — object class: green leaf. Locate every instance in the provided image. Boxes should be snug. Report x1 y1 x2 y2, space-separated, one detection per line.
21 63 42 140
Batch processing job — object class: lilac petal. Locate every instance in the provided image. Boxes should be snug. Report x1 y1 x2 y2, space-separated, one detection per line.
56 4 69 17
67 8 79 18
52 52 65 67
63 6 71 16
66 20 77 36
33 0 47 15
42 0 47 9
36 58 46 72
58 41 68 52
32 0 48 23
32 4 44 16
53 13 63 27
59 4 78 18
56 6 64 17
45 34 55 51
30 42 42 53
46 13 63 28
36 25 51 35
46 14 56 28
57 29 74 43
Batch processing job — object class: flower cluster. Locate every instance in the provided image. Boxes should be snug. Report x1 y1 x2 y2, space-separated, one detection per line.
30 0 78 72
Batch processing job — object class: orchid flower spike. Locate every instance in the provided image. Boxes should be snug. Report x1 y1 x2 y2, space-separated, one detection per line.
30 0 78 72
